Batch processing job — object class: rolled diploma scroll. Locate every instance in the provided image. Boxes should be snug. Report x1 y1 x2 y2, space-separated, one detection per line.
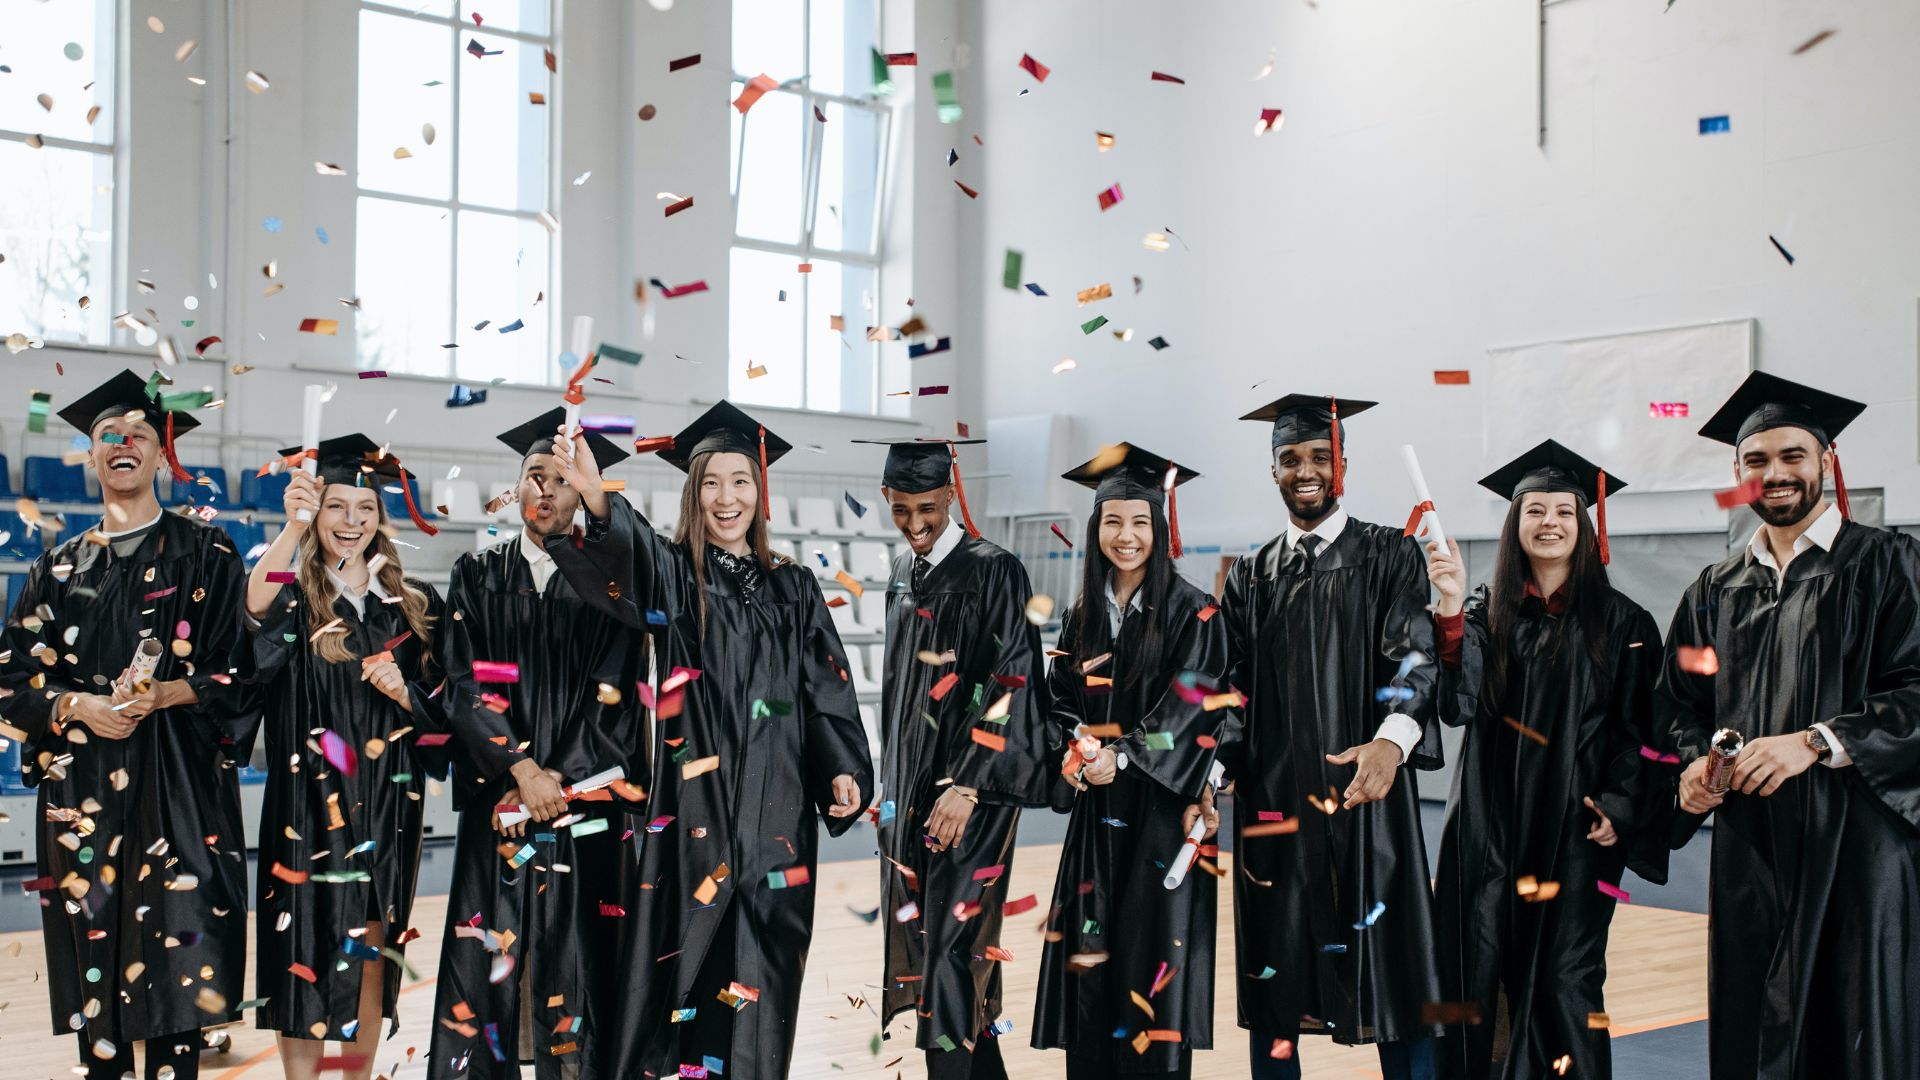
1071 726 1100 782
127 638 165 695
498 765 629 826
1164 760 1228 890
1400 444 1448 554
560 315 594 446
296 384 324 522
1703 728 1745 796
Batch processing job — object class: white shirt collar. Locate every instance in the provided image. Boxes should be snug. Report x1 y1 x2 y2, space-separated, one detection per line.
100 509 165 538
1103 573 1146 635
324 564 390 619
921 516 964 569
519 529 555 566
1285 506 1348 551
1747 501 1842 577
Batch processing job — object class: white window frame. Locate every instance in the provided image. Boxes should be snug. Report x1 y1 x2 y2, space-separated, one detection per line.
356 0 560 381
730 0 896 415
0 0 122 348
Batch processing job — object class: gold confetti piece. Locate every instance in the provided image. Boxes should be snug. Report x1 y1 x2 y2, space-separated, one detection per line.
1587 1012 1610 1029
1025 594 1054 625
393 146 413 159
1075 283 1112 306
309 617 346 642
693 875 719 905
745 363 768 380
1096 132 1115 151
244 70 270 94
681 755 720 779
1129 989 1155 1019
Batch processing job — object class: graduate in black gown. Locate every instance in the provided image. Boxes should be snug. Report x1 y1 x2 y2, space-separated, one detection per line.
243 435 447 1080
0 370 259 1080
1031 444 1232 1080
543 401 873 1080
426 410 647 1079
852 436 1053 1080
1217 394 1443 1080
1660 372 1920 1080
1423 441 1669 1080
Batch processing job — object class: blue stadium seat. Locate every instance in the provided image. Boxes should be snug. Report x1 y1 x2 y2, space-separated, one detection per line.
381 477 438 526
0 739 29 796
241 469 292 511
0 454 15 498
22 456 88 502
0 512 42 560
58 512 101 537
167 465 237 509
3 573 24 616
214 519 267 560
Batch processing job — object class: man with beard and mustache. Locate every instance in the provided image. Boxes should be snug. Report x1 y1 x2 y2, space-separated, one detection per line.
1661 371 1920 1079
1217 394 1443 1080
426 410 647 1079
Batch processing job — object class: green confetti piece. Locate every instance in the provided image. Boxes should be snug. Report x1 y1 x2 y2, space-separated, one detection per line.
922 711 939 730
377 945 421 980
1081 315 1109 335
672 744 694 763
159 389 216 411
1143 731 1175 750
935 1034 957 1052
569 816 609 837
1002 249 1023 290
597 342 644 366
309 870 373 883
1082 918 1101 934
870 1032 883 1056
27 391 51 434
871 48 893 96
389 772 413 783
932 71 961 124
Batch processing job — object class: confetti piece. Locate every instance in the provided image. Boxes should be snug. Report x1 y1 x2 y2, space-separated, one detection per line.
682 755 720 779
1025 594 1055 625
733 74 778 114
1648 401 1690 418
886 52 919 65
299 318 340 335
1597 880 1631 902
320 729 358 776
972 864 1005 881
766 865 811 889
918 384 949 396
1150 71 1186 84
1433 370 1471 385
1639 745 1681 764
194 335 223 356
1254 107 1284 135
1502 716 1550 747
970 728 1007 752
1791 29 1835 54
660 280 710 298
1080 315 1109 335
447 384 489 408
1698 115 1730 135
665 196 695 217
908 337 952 358
1076 283 1112 306
472 661 520 683
1051 358 1077 375
932 71 961 123
1768 235 1795 265
1712 477 1764 509
1242 819 1301 837
1097 184 1124 211
1588 1012 1611 1029
670 53 702 71
1515 875 1562 902
954 179 980 199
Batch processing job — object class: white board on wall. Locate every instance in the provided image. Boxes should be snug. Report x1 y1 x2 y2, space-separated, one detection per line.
1483 320 1754 493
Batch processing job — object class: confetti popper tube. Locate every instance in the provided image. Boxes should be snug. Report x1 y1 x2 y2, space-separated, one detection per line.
1162 813 1209 890
1400 444 1449 553
561 315 593 443
296 384 325 522
1704 727 1744 796
127 638 164 694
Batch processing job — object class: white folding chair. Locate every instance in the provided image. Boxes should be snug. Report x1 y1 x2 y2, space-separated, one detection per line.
649 489 681 532
847 540 892 582
795 496 842 535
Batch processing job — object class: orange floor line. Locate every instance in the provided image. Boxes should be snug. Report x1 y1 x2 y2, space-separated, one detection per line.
1611 1011 1710 1038
213 1046 279 1080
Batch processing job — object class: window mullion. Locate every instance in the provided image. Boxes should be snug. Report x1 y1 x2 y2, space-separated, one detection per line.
446 18 461 379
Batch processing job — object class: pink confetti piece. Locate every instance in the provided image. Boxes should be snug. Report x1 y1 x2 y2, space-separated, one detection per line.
175 620 191 640
1648 401 1690 418
265 571 296 584
320 729 358 777
1638 745 1681 764
472 661 520 683
1097 183 1124 211
415 733 452 747
1597 880 1631 903
144 586 179 601
972 864 1006 881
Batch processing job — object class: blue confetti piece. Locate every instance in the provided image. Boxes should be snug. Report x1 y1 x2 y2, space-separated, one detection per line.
1394 650 1428 680
908 336 952 359
990 1018 1015 1036
485 1022 505 1061
1250 965 1277 980
446 384 488 408
1024 283 1047 296
777 290 787 301
315 226 329 244
1374 685 1415 704
1100 817 1128 828
646 609 669 626
262 216 283 233
878 799 896 825
1353 900 1386 929
466 37 502 58
845 491 867 518
1699 115 1730 135
1320 943 1349 953
703 1055 725 1074
341 936 382 960
497 318 525 334
815 550 829 567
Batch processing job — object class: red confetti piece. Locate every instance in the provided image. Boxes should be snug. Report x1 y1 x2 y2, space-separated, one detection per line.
954 180 979 199
1003 894 1039 916
1713 477 1764 509
320 729 358 776
1018 53 1050 82
824 595 849 609
265 571 295 584
1255 107 1284 134
733 73 778 114
358 370 387 379
19 876 56 892
659 280 710 299
885 52 918 65
1097 183 1124 211
480 692 511 713
193 335 223 357
1433 370 1471 385
1676 645 1719 675
918 385 949 396
664 196 695 217
297 318 340 335
929 672 960 701
668 53 702 72
271 862 308 884
144 586 179 601
984 945 1015 961
970 728 1007 752
1639 745 1681 764
598 903 627 916
415 733 452 747
289 962 317 983
1196 604 1218 622
1050 523 1074 548
1150 71 1186 84
971 864 1006 881
472 661 520 683
1195 733 1217 748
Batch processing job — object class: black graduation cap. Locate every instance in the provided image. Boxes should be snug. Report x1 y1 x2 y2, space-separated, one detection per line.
1060 442 1199 558
852 436 987 539
853 436 986 494
276 433 408 489
1478 439 1624 563
655 400 792 473
496 407 632 473
57 368 203 438
1697 371 1866 520
1239 393 1376 497
275 432 440 535
1696 371 1865 449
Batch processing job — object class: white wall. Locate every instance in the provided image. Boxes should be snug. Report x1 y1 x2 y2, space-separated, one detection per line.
963 0 1920 546
13 0 981 516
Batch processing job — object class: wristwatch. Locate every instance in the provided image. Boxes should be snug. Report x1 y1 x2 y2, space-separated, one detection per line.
1804 726 1832 763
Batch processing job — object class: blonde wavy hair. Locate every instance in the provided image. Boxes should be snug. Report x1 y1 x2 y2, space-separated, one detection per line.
299 492 436 671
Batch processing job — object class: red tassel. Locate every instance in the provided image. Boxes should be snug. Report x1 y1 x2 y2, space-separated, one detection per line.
1596 469 1610 566
392 459 439 536
1165 465 1184 560
757 425 772 522
161 411 193 485
1403 500 1436 538
949 445 982 539
1328 396 1345 499
1831 441 1851 521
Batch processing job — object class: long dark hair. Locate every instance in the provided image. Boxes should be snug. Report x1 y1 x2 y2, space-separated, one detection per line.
1069 500 1175 692
1484 491 1611 703
672 450 778 632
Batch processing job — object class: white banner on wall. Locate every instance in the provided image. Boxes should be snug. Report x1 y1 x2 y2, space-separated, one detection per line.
1483 320 1755 494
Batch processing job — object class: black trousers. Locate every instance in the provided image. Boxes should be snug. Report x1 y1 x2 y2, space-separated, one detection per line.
1067 1048 1193 1079
76 1032 201 1080
924 1034 1009 1080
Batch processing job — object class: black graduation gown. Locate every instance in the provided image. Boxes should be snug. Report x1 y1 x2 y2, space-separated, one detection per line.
1657 519 1920 1080
876 532 1054 1053
1217 520 1444 1045
426 535 647 1079
1032 576 1231 1072
0 512 260 1043
549 497 874 1080
1432 584 1668 1079
247 575 448 1040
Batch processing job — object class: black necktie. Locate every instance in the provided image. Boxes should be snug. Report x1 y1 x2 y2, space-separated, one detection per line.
912 556 932 594
1289 533 1323 576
